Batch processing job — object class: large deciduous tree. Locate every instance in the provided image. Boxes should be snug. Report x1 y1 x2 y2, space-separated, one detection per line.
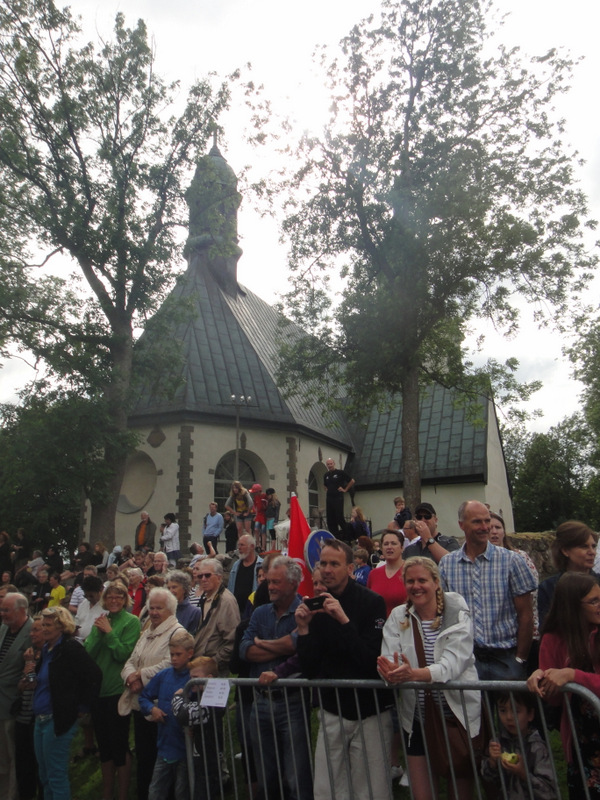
276 0 595 508
0 0 235 544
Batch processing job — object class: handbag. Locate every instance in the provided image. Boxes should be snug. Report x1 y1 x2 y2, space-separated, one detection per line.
411 617 483 778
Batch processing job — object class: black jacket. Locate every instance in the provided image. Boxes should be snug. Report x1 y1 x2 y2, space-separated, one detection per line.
36 635 102 735
297 578 388 719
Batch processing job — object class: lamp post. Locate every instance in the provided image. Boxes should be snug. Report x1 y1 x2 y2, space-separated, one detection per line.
231 394 252 481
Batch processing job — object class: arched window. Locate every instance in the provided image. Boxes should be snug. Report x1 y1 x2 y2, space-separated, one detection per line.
214 454 255 511
308 467 325 528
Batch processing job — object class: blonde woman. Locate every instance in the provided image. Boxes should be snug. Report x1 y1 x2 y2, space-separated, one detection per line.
225 481 254 535
377 557 480 800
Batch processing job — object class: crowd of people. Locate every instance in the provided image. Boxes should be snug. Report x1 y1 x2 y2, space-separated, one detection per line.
0 486 599 800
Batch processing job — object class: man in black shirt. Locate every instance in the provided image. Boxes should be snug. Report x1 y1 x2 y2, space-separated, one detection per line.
323 458 355 539
227 535 263 615
296 540 391 800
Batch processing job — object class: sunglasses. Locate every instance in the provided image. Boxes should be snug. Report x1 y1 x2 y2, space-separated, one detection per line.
198 573 215 579
415 512 432 520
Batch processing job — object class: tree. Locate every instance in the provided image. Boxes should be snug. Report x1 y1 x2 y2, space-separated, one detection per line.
275 0 596 509
0 391 125 556
0 0 236 544
506 414 599 531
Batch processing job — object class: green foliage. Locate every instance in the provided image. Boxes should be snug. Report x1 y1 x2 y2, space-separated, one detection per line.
0 0 239 541
0 390 137 552
504 414 600 531
274 0 596 505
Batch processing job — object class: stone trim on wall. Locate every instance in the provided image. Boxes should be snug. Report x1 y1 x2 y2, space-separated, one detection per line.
286 437 298 496
177 425 194 549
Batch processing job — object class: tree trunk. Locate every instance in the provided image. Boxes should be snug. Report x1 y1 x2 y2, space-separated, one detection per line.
401 363 422 512
88 316 134 549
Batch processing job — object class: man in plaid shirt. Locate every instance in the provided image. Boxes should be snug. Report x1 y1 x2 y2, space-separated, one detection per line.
439 500 537 680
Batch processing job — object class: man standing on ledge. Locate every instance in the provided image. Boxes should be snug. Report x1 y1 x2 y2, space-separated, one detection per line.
323 458 355 540
134 511 156 552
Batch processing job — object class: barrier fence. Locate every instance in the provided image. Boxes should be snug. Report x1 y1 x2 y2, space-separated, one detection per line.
180 677 600 800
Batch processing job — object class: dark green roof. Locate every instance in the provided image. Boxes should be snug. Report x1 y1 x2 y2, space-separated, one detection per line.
348 385 488 487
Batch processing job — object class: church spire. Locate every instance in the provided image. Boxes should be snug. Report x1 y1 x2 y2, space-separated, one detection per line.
184 139 242 296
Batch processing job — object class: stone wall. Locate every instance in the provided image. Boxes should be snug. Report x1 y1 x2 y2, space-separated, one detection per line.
507 532 556 581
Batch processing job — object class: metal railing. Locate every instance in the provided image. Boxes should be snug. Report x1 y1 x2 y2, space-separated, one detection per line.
178 677 599 800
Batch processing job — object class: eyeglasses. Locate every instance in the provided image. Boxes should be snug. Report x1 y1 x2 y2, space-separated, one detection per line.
415 513 432 520
583 597 600 607
198 573 215 579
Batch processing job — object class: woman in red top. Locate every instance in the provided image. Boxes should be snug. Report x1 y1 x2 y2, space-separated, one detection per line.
367 528 407 618
528 572 600 799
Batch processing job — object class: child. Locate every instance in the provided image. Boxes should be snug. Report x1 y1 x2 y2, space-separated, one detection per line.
139 631 196 800
172 657 220 800
47 572 66 607
265 489 281 546
482 692 556 799
250 484 268 552
353 548 371 586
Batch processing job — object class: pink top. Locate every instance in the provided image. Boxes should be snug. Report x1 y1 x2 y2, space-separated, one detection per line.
539 630 600 761
367 565 407 618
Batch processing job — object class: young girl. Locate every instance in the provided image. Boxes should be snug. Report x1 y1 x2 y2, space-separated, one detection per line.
528 572 600 799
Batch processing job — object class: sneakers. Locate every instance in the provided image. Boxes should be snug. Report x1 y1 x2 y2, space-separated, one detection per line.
399 773 410 787
390 766 404 779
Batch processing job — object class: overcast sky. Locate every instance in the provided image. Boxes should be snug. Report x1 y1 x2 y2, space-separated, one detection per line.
2 0 598 432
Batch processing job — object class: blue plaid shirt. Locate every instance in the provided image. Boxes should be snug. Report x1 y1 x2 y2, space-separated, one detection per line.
439 543 537 650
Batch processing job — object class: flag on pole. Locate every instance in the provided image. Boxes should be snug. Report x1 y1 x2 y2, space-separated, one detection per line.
288 493 314 598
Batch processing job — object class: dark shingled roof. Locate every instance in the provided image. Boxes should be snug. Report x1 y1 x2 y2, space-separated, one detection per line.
348 385 489 487
129 259 354 449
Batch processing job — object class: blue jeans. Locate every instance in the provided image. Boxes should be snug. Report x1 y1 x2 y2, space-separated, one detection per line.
474 646 526 681
148 757 189 800
250 691 313 800
34 716 77 800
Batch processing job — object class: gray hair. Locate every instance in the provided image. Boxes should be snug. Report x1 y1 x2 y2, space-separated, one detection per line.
270 556 302 587
9 593 29 611
146 587 177 614
201 558 223 577
166 570 191 591
239 534 255 548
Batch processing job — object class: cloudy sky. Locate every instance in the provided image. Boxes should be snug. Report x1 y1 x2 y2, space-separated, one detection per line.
2 0 598 432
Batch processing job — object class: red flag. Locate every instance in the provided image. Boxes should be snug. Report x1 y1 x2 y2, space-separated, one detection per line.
288 494 313 598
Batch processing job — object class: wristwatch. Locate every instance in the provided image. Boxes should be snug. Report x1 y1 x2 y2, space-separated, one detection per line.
515 656 526 664
425 537 436 547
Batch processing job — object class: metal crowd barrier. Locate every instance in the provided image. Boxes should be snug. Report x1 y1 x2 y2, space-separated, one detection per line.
180 677 600 800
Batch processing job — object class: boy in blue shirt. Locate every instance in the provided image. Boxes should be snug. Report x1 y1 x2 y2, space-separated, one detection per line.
139 630 195 800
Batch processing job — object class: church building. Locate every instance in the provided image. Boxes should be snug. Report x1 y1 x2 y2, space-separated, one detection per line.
113 145 514 549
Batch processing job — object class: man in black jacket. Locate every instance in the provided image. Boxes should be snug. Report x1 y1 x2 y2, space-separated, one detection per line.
296 540 392 800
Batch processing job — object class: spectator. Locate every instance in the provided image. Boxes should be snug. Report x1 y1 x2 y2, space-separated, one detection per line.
439 501 537 680
148 552 169 577
225 481 254 537
367 528 407 618
240 557 312 800
528 572 600 799
202 502 224 554
223 510 239 553
119 588 184 800
393 496 412 528
537 520 599 630
172 657 220 800
378 557 481 800
161 514 180 566
44 545 63 575
126 569 147 618
250 484 268 552
192 559 240 675
74 576 106 643
92 542 109 573
323 458 355 540
482 691 554 800
348 506 371 539
48 573 66 608
85 583 141 800
135 512 156 552
167 571 202 634
33 606 101 800
139 631 195 800
31 569 52 612
228 535 263 616
353 548 372 586
296 540 391 800
265 489 281 549
403 502 460 562
0 592 32 800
